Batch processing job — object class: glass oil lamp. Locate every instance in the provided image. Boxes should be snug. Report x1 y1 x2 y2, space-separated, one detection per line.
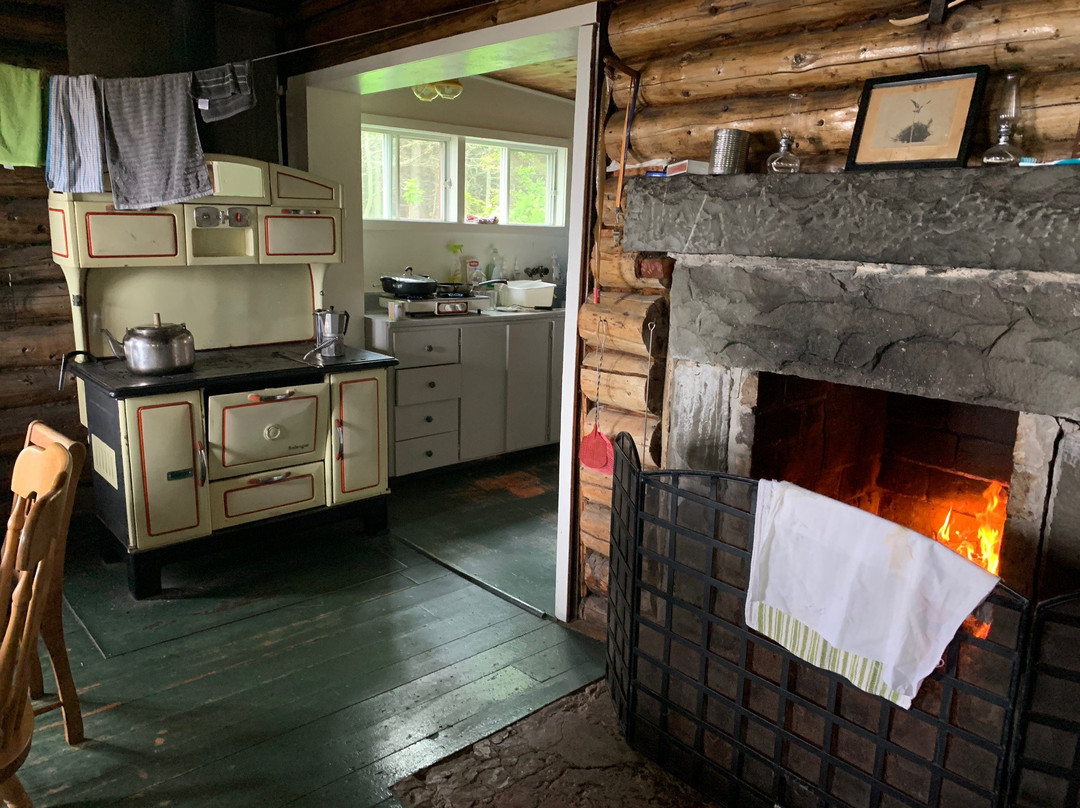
767 93 803 174
982 73 1024 167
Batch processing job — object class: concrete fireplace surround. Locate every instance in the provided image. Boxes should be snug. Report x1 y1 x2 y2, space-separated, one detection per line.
622 167 1080 601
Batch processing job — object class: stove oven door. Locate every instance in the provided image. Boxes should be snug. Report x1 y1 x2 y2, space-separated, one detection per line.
207 382 329 479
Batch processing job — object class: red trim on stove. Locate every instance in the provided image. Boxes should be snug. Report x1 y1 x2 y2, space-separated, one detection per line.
219 395 321 468
137 401 201 536
223 473 316 518
49 208 69 258
85 211 179 258
338 376 382 494
263 214 336 256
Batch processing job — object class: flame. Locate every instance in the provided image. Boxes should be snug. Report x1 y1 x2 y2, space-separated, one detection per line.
931 482 1005 577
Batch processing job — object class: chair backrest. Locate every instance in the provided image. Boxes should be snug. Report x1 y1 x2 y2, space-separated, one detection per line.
1 443 70 742
23 421 86 570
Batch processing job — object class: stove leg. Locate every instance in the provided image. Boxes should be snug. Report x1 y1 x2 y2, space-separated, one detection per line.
127 553 162 600
360 497 388 535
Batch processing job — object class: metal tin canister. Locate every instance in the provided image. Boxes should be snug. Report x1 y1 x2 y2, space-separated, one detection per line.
711 128 750 175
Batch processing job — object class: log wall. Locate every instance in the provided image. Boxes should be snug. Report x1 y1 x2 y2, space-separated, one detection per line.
605 0 1080 170
0 3 81 489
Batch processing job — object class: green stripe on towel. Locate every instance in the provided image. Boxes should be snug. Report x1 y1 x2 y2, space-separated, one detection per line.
754 602 904 706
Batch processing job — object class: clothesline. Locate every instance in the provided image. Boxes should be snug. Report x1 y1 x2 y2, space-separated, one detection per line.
247 0 501 66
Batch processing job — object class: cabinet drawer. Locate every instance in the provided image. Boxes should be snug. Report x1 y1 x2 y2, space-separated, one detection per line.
395 432 458 476
207 382 328 479
395 399 458 441
210 461 325 529
392 328 459 368
396 365 461 406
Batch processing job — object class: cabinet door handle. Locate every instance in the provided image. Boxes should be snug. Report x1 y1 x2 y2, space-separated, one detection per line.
425 450 434 458
248 471 292 485
425 415 433 423
427 381 436 388
196 441 207 486
335 418 345 461
249 389 296 403
425 345 434 352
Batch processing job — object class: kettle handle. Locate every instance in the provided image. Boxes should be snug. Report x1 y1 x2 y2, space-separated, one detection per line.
341 310 350 336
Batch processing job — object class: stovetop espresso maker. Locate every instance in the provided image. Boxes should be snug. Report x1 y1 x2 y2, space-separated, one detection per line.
310 306 350 358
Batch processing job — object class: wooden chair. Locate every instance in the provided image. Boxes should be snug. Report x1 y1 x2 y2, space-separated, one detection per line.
0 441 71 808
22 423 85 746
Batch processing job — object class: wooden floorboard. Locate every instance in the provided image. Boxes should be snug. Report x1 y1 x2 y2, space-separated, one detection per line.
22 461 601 807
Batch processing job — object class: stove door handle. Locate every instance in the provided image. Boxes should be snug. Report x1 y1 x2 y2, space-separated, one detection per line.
249 389 296 403
335 418 345 461
196 441 207 486
248 471 292 486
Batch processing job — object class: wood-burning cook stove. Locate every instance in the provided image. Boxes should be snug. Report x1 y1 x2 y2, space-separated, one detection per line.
51 157 398 598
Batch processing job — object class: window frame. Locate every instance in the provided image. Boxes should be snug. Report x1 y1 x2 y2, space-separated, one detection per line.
360 125 455 223
360 115 569 231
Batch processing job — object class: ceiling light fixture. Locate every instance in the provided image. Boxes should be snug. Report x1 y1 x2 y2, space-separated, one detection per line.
411 83 439 102
411 79 464 102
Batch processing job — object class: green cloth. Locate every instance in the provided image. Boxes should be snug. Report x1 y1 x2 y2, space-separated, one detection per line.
0 63 45 167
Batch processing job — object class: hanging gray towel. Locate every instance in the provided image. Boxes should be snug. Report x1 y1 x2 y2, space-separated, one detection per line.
192 60 255 123
46 74 106 193
100 72 212 209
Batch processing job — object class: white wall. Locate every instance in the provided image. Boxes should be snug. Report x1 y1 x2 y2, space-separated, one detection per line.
362 78 574 291
305 87 366 341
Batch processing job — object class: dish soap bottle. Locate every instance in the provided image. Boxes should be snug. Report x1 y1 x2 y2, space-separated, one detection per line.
485 245 499 280
447 243 464 283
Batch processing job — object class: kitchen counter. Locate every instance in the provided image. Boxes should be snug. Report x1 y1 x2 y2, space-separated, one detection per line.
66 343 397 398
365 309 565 328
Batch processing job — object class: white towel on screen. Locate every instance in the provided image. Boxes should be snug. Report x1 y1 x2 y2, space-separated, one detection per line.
745 480 998 709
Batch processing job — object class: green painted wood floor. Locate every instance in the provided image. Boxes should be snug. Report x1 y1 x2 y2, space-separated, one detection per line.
24 532 604 807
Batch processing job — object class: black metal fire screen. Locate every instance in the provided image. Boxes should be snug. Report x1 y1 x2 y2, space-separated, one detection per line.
606 432 1035 808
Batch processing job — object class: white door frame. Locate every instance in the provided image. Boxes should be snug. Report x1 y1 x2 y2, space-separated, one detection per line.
291 4 599 622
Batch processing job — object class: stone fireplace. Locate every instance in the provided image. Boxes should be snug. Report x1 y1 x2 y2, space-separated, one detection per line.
610 167 1080 807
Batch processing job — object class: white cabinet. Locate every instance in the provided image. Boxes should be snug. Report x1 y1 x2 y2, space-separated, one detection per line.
120 390 211 549
327 369 390 504
258 207 342 264
459 323 507 462
506 320 552 452
269 164 343 207
75 202 186 267
367 312 564 476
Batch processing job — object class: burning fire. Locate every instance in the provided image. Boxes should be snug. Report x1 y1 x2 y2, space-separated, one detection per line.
933 482 1005 576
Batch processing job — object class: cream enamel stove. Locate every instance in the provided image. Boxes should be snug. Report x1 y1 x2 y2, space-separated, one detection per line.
378 293 491 317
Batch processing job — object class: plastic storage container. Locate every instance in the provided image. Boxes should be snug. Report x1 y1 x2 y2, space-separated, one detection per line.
501 280 556 308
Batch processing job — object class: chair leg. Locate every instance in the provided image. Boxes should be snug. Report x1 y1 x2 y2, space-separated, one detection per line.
39 597 83 745
0 775 31 808
26 648 44 701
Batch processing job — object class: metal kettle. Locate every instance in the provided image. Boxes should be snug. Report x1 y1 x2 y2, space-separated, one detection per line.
311 306 350 358
102 313 196 375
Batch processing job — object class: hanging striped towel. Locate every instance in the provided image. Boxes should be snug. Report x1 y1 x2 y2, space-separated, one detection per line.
746 480 998 709
100 72 212 209
192 60 256 123
46 75 105 193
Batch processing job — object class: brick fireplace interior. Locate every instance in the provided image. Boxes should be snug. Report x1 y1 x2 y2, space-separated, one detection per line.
750 374 1018 579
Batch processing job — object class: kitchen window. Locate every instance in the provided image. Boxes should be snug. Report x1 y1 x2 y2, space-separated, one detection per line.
361 125 566 227
361 128 451 222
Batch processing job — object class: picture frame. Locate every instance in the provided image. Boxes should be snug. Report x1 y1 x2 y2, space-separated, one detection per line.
845 66 989 171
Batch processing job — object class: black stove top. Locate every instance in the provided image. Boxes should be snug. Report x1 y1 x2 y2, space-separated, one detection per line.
66 342 397 399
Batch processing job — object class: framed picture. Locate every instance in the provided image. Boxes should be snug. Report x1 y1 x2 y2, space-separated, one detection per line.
845 66 989 171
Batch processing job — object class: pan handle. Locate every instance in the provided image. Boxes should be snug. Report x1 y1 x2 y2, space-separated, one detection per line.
58 350 95 391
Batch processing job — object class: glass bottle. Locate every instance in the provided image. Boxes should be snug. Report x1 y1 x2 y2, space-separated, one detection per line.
766 93 803 174
982 73 1023 167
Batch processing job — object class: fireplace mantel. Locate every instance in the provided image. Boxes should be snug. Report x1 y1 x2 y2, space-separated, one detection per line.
622 166 1080 273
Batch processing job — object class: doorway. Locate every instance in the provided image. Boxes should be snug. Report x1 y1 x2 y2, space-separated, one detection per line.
288 5 599 620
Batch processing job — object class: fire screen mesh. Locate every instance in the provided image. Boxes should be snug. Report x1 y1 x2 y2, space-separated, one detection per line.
1010 593 1080 808
606 433 1031 808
